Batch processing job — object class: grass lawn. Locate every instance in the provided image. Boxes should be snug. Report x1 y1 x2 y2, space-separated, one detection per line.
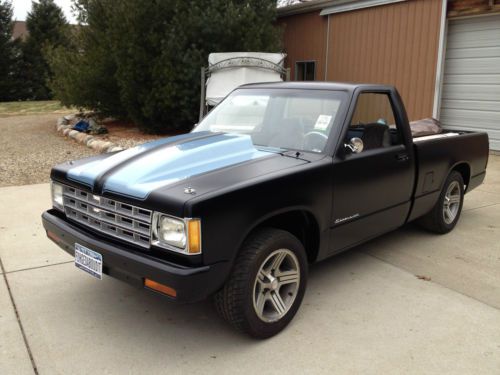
0 100 75 116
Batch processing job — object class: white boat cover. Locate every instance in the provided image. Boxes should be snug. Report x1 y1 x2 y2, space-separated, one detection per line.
205 52 286 106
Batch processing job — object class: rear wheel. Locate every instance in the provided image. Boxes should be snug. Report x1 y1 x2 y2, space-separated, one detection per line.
418 171 464 234
214 228 307 339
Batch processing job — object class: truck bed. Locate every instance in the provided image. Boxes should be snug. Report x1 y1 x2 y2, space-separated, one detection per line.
408 130 489 222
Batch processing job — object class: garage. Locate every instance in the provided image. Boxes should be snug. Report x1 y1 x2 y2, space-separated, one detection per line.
440 14 500 150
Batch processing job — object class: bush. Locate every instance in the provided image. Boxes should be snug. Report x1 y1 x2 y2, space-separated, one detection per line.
48 0 282 133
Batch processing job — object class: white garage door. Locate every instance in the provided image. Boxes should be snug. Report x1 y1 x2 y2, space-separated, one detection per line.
440 14 500 150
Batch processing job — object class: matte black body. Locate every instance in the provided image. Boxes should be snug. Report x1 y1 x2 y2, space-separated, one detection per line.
42 82 489 302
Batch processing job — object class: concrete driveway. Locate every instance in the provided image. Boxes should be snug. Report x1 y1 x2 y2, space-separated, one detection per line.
1 156 499 375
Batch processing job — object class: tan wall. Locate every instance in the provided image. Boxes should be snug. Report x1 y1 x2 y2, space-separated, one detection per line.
277 11 328 80
326 0 443 121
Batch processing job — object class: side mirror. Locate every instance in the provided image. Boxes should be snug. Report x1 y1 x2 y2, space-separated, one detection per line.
344 137 364 154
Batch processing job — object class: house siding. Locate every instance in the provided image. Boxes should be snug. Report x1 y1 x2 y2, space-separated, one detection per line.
325 0 443 121
278 11 328 81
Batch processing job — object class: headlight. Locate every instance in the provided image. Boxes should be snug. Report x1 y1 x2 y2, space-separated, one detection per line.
158 216 186 248
51 182 64 211
152 213 201 255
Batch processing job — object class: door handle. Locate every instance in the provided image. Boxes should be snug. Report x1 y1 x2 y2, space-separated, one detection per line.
395 153 409 162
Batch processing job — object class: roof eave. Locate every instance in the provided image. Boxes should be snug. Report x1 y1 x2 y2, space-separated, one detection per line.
277 0 337 17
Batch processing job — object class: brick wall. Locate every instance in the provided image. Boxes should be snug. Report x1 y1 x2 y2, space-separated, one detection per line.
448 0 500 17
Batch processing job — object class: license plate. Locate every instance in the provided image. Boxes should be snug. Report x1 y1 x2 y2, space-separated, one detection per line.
75 243 103 280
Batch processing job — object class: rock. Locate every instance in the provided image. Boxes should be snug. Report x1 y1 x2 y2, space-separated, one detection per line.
57 117 69 126
64 114 76 121
68 130 79 139
107 146 124 153
99 141 113 152
88 118 98 129
75 132 88 143
84 136 94 146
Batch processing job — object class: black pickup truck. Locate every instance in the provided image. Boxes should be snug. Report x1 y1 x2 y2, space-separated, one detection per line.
42 82 489 338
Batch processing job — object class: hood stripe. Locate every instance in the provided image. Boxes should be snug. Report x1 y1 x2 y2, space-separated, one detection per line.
92 131 220 194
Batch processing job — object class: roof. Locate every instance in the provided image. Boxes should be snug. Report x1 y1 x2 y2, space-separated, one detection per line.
277 0 409 17
277 0 343 16
238 81 394 92
12 21 28 40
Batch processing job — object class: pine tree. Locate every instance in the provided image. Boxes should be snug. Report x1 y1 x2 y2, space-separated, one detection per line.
0 0 16 101
48 0 282 132
23 0 68 100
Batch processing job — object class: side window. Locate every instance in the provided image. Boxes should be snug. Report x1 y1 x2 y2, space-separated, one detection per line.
347 93 401 151
295 61 316 81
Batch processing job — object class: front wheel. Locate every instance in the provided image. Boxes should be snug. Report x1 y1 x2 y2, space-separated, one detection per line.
418 171 464 234
214 228 308 338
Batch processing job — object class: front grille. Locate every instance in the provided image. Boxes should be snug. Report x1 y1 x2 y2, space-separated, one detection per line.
62 185 152 248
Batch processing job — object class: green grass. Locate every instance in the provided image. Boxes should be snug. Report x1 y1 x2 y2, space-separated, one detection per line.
0 100 75 116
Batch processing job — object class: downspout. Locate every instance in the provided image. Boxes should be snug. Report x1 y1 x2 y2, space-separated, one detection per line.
324 14 330 81
432 0 448 119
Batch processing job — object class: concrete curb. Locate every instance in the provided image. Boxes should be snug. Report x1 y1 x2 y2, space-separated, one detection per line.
56 116 125 153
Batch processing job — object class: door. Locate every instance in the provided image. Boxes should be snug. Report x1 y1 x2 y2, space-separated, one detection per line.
329 91 415 253
440 14 500 150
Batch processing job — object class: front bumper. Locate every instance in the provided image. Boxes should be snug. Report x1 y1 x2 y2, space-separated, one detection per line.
42 210 230 303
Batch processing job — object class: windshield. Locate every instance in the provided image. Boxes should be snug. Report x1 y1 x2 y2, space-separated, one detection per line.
194 88 346 153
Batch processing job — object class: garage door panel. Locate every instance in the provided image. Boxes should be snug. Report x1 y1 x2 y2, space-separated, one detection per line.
441 108 500 127
441 99 500 112
448 15 500 34
441 84 500 101
440 14 500 150
440 120 500 140
443 73 500 85
445 46 500 59
443 57 500 74
446 29 500 49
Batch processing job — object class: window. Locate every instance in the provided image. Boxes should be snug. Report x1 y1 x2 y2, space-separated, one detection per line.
347 92 401 151
204 95 269 133
295 61 316 81
194 88 346 153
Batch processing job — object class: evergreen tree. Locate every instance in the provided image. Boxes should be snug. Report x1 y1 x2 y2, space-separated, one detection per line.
23 0 68 100
48 0 282 132
0 0 16 101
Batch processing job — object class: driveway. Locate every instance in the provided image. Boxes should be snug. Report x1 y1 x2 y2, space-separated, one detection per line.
1 157 499 374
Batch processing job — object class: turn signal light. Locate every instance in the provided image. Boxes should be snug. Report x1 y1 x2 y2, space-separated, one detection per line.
47 230 61 243
144 279 177 298
187 219 201 254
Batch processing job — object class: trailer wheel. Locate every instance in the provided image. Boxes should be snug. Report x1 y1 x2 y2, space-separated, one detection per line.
214 228 307 339
418 171 464 234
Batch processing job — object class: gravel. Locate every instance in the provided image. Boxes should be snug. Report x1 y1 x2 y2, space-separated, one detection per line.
0 114 98 187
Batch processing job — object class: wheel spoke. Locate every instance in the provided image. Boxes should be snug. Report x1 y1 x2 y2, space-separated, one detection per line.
257 269 268 283
268 251 287 272
449 194 461 204
269 291 286 315
277 270 299 285
255 291 267 316
446 207 454 220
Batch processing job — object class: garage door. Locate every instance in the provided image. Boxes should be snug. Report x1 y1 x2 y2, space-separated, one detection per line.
440 14 500 150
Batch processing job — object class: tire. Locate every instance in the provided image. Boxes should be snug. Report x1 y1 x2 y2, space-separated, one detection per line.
418 171 464 234
214 228 308 339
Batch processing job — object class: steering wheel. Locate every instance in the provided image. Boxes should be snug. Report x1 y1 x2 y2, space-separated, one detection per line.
303 131 328 152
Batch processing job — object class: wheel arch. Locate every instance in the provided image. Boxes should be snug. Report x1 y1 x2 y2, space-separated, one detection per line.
241 208 321 264
450 162 471 191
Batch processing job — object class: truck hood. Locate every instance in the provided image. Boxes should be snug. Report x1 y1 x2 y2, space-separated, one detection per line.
66 132 280 199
